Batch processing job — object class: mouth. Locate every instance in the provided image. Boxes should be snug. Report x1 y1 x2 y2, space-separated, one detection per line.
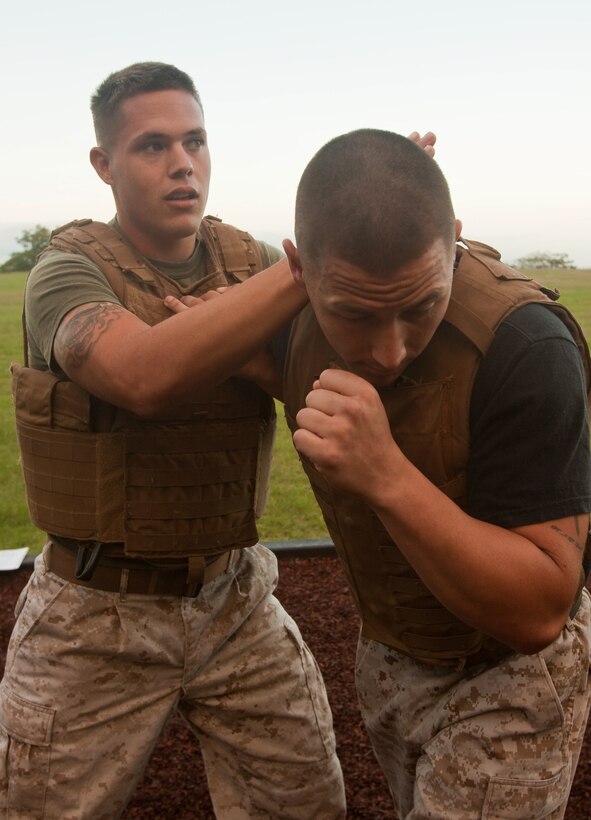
165 188 198 202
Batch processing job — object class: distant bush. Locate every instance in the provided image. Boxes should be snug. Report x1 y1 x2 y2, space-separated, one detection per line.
0 225 51 272
515 251 576 270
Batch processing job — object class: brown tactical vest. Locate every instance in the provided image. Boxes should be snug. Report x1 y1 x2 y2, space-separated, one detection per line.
283 239 591 667
11 218 276 559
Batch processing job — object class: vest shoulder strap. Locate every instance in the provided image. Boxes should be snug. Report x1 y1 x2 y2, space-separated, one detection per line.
45 219 160 305
448 238 591 398
445 238 560 356
199 216 265 281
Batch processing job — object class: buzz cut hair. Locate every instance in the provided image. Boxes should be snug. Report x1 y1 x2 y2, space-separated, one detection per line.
90 62 202 148
295 129 456 276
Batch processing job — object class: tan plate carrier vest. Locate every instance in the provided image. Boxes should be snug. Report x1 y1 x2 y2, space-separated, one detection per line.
284 239 591 667
11 217 276 559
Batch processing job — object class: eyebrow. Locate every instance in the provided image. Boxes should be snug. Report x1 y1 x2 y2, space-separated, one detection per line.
133 127 207 143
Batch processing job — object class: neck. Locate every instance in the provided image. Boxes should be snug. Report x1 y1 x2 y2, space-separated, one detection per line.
115 218 198 263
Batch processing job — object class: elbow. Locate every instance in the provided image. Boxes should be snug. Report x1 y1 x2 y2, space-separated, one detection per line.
503 613 571 656
125 386 175 419
108 371 178 419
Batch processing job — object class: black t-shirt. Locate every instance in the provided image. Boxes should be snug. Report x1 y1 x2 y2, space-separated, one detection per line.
468 303 590 527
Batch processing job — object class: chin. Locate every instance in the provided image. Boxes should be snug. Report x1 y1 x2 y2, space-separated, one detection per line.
171 218 203 238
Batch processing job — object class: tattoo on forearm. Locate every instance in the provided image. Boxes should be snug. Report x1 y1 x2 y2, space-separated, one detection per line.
550 519 585 553
56 303 125 369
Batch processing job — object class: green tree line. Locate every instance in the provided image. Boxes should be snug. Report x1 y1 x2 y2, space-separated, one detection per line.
0 225 51 272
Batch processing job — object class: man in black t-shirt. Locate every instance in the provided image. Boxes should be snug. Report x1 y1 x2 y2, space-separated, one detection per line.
279 129 591 819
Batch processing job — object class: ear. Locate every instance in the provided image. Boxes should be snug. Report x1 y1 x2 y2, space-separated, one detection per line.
90 146 113 186
454 218 463 241
282 239 306 289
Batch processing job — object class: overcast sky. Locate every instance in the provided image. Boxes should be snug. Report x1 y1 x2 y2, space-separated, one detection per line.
1 0 589 266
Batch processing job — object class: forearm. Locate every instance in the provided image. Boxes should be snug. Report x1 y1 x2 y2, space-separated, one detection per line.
369 452 581 652
140 260 299 403
56 258 303 415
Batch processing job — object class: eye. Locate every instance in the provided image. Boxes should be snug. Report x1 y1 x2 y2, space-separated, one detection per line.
402 299 438 321
143 141 164 153
336 311 372 323
186 136 205 150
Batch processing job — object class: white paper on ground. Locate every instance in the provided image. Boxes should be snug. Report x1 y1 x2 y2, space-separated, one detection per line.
0 547 30 570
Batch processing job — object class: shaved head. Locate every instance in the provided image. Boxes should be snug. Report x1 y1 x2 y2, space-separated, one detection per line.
295 129 456 276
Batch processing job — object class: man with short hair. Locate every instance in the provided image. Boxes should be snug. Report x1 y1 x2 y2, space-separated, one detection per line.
1 61 348 818
280 129 591 818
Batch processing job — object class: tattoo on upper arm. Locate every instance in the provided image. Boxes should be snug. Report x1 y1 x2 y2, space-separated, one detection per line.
55 303 125 370
550 517 585 553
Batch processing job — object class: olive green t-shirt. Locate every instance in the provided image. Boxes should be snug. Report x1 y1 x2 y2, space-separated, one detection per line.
24 228 283 370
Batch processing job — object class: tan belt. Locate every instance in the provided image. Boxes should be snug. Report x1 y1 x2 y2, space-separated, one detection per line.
46 539 235 597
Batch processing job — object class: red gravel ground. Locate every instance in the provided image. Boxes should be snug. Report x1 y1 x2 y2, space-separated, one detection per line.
1 557 591 819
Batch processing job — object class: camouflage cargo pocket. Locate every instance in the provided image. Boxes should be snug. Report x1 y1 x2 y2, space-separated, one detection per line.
0 685 55 816
482 767 570 818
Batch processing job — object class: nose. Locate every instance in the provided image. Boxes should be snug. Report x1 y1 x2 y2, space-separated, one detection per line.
370 321 407 372
170 144 193 177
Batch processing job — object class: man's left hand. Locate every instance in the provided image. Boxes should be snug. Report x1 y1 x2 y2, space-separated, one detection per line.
408 131 437 158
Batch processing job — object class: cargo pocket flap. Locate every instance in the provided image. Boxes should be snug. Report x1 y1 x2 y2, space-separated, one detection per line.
0 686 54 747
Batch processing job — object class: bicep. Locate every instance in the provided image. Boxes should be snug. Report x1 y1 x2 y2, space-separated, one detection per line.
54 301 149 404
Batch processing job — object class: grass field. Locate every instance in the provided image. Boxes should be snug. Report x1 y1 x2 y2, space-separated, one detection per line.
2 267 591 554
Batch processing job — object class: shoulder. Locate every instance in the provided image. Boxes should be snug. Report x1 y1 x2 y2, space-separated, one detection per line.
473 303 583 410
25 248 122 369
469 302 588 472
497 302 578 344
255 239 284 268
27 248 120 306
468 303 590 526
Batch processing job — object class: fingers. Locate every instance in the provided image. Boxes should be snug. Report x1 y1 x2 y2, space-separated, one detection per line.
295 371 377 440
314 368 376 397
164 295 192 313
407 130 437 158
164 289 225 314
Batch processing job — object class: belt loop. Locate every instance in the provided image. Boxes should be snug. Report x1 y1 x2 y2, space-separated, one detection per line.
119 568 130 596
185 556 205 597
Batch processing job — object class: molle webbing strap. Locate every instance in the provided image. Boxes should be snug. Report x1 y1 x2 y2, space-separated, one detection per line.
48 219 157 285
456 238 591 398
199 216 264 282
11 364 126 542
444 298 495 357
446 239 545 357
45 220 162 305
11 360 272 558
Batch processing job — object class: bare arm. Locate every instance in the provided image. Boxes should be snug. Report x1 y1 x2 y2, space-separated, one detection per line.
293 369 586 654
53 257 304 416
163 289 285 400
